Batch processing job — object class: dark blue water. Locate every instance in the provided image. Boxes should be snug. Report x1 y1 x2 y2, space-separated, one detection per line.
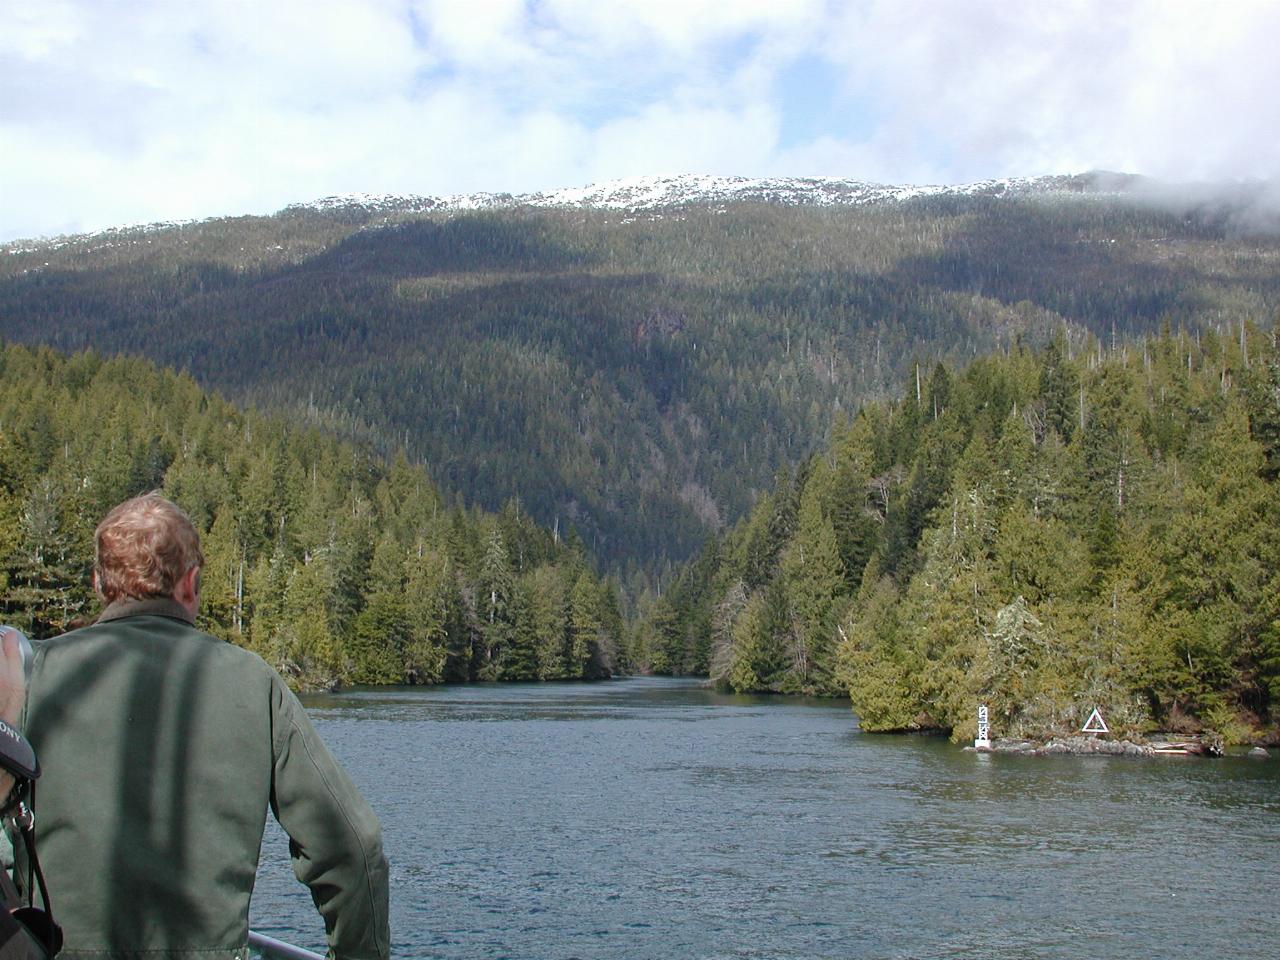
250 678 1280 959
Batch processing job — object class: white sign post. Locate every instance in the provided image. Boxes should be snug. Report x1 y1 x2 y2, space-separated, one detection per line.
975 704 991 749
1082 707 1109 736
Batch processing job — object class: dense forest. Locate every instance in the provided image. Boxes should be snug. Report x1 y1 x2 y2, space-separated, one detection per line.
635 324 1280 743
4 185 1279 733
0 343 627 689
5 185 1279 579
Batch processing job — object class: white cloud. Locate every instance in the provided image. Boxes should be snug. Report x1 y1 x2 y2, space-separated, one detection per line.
541 0 823 54
586 100 779 182
818 0 1280 183
2 0 1278 240
0 0 82 59
409 0 532 68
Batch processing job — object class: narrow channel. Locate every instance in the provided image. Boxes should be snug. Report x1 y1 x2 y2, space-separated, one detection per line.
251 677 1280 959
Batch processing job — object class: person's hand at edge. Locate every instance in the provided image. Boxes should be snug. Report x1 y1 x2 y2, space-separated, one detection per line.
0 626 24 802
0 627 25 728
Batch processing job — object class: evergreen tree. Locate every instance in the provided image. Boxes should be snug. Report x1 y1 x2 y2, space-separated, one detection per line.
726 592 767 694
825 417 880 590
349 532 410 683
525 565 568 680
503 578 540 680
1038 330 1079 441
476 525 515 680
568 572 602 679
709 580 748 689
401 547 452 685
778 474 845 694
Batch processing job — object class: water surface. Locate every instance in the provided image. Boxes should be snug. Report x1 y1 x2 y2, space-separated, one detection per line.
251 678 1279 959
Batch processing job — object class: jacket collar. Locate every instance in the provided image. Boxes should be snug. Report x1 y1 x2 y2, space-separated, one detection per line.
97 595 196 626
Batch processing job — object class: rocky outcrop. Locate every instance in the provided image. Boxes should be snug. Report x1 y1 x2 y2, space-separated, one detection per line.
1040 736 1155 757
964 734 1238 758
966 736 1153 757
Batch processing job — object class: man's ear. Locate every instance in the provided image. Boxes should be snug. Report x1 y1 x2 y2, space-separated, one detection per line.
175 565 201 607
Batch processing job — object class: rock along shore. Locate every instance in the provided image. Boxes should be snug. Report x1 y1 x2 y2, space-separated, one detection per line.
966 736 1155 757
965 735 1252 757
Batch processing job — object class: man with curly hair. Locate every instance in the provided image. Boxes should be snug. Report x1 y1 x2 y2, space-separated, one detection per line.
15 492 390 960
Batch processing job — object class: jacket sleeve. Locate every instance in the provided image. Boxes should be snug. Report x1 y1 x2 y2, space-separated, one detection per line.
270 675 391 960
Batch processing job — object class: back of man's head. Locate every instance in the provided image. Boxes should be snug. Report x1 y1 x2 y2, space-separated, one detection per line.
94 493 204 604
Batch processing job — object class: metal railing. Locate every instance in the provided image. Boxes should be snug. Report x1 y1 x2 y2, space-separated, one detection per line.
248 930 325 960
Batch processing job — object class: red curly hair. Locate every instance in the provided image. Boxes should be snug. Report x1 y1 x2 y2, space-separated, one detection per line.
94 493 204 604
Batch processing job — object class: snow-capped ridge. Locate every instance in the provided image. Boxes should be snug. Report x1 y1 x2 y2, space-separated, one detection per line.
3 172 1134 254
294 172 1128 219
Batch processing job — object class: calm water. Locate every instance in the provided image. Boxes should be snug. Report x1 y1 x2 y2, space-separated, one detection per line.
250 678 1280 959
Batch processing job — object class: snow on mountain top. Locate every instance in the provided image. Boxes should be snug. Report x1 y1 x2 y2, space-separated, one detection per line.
3 173 1126 254
297 172 1120 219
2 216 204 255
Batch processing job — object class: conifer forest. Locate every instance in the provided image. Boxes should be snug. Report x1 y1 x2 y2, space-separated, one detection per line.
0 345 623 689
2 185 1278 740
634 325 1280 743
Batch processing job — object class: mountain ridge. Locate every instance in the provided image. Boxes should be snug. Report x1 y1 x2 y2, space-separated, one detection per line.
3 171 1140 253
294 171 1133 218
3 172 1277 575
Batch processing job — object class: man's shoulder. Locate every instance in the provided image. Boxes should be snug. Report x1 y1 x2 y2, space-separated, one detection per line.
31 618 294 737
43 616 278 678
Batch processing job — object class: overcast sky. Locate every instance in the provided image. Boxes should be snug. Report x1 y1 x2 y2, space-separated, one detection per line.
2 0 1277 241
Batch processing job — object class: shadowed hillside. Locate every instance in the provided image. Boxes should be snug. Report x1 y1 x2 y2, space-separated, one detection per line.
4 184 1279 575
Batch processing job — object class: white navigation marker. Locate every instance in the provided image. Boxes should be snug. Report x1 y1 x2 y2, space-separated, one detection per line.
975 704 991 749
1082 707 1109 735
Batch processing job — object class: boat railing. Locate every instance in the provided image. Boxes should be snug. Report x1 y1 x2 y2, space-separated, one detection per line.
247 930 325 960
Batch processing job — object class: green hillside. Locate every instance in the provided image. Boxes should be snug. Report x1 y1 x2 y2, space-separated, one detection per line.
3 187 1279 576
0 343 625 689
637 324 1280 743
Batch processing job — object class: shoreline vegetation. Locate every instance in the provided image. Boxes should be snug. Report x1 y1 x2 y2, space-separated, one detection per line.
3 326 1279 750
3 194 1279 750
0 343 625 691
640 325 1280 749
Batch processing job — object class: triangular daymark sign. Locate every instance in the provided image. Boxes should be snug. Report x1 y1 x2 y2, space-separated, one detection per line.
1082 707 1109 734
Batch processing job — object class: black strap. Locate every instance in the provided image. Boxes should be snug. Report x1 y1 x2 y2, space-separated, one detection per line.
5 783 61 958
0 828 57 960
0 820 47 960
16 815 51 921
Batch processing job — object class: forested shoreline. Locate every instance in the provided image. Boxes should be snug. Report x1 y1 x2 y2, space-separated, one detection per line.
0 343 626 689
636 324 1280 744
4 324 1279 743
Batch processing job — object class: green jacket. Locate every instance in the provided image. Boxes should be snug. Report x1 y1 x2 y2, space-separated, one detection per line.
20 598 390 960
